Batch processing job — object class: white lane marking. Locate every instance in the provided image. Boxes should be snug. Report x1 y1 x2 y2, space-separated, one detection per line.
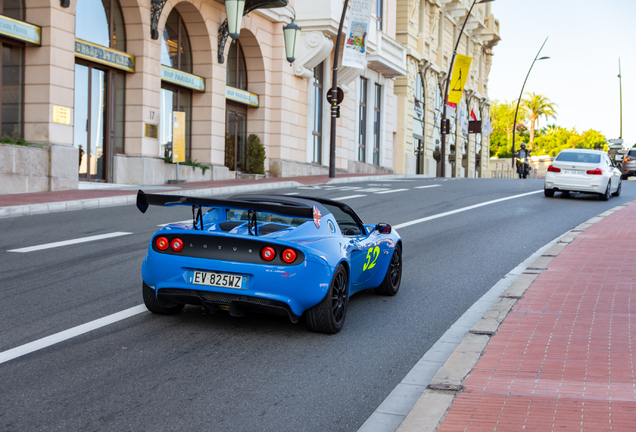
332 194 367 201
284 192 300 195
375 189 409 194
0 305 147 365
7 232 133 253
355 188 390 193
393 190 543 230
414 184 442 189
157 219 191 227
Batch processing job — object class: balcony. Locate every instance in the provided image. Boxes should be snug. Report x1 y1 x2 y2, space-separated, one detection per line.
366 32 407 78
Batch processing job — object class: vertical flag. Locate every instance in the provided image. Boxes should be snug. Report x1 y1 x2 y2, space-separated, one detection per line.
341 0 373 69
447 54 472 104
460 101 468 134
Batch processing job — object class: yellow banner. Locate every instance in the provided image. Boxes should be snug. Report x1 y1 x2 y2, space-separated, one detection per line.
447 54 472 104
172 111 186 163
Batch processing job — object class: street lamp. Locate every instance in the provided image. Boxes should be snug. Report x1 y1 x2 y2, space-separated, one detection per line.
282 17 301 63
511 37 549 169
225 0 246 39
440 0 494 178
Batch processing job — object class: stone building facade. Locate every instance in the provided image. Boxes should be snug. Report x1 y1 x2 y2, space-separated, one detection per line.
393 0 499 177
0 0 407 193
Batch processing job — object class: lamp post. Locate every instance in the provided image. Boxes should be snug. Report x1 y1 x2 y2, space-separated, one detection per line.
439 0 493 178
511 37 549 170
618 58 623 140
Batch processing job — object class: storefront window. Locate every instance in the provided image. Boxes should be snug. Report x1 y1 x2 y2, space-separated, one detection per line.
226 41 247 90
3 0 23 20
160 10 192 160
1 43 23 139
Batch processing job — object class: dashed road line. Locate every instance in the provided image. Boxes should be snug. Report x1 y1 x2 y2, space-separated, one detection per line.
332 195 367 201
375 189 409 194
7 232 133 253
414 185 442 189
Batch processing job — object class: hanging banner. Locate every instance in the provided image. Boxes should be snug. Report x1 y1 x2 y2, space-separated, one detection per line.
341 0 373 69
447 54 472 104
172 112 186 163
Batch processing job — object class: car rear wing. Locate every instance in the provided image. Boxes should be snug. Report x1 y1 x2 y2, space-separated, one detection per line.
136 190 313 233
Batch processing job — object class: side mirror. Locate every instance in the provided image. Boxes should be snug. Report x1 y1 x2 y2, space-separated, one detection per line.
375 223 391 234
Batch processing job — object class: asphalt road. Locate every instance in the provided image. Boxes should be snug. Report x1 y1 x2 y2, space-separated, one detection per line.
1 178 634 432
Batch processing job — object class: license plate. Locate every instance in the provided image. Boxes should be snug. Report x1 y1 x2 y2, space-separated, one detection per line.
188 270 245 289
562 170 581 175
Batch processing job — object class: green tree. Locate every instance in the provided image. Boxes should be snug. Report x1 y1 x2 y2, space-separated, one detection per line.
521 93 558 149
489 100 526 157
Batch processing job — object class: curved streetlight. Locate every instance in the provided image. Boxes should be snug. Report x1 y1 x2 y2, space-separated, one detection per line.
511 37 549 169
440 0 494 178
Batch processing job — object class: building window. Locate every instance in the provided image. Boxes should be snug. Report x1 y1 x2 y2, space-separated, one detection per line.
225 41 249 172
358 78 367 162
74 0 126 182
226 40 247 91
375 0 383 31
413 75 425 173
312 62 324 164
160 10 192 161
373 84 381 165
433 85 442 173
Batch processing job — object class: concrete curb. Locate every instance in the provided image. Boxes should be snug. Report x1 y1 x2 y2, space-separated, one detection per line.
0 174 431 219
395 200 636 432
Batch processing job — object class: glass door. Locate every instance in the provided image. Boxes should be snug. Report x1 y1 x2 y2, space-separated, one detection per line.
225 103 247 172
74 63 107 181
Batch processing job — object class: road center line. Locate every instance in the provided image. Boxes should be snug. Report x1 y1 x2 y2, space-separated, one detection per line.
0 305 147 365
7 232 133 253
375 189 409 194
414 184 442 189
332 194 367 200
393 190 543 230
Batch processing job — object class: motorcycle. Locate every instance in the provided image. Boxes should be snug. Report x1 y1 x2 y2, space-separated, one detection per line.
516 149 531 179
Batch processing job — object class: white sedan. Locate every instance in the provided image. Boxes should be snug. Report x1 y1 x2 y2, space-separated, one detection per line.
544 149 622 200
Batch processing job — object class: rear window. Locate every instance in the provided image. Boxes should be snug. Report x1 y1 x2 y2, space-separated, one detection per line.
555 152 600 164
628 149 636 157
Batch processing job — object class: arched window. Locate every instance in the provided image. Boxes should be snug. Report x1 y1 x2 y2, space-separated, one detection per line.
75 0 126 51
160 10 192 161
0 0 25 139
226 41 247 90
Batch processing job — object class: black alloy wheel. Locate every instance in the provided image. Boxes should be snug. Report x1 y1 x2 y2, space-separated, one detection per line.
374 244 402 296
305 264 349 334
599 182 611 201
612 180 622 197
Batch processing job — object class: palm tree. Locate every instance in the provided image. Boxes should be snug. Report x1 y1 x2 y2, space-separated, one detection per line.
521 93 558 149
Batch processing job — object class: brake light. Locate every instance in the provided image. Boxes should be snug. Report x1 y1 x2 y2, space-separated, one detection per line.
586 168 603 175
261 246 276 261
547 165 561 173
156 236 169 250
624 158 629 162
171 238 184 252
281 248 297 264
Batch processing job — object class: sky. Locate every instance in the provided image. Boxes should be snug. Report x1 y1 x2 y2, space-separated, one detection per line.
487 0 635 146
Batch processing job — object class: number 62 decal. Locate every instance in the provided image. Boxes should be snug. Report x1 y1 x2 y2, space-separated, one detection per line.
363 246 380 271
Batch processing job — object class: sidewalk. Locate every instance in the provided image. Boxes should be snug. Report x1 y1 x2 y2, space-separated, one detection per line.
399 200 636 431
0 173 407 218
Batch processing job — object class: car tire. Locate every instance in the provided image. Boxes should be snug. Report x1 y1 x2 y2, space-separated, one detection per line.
142 282 184 315
373 244 402 296
621 174 628 180
305 264 348 334
599 183 611 201
612 180 622 197
544 189 555 197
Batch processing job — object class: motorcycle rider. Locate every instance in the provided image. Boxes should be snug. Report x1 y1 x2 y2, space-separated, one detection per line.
514 143 531 178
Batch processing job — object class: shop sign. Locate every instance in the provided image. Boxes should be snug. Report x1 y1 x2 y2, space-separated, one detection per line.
225 86 259 107
0 15 41 45
144 123 158 139
74 39 135 72
52 105 72 125
161 66 205 92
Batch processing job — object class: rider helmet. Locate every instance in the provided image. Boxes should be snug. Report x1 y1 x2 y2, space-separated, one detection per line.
520 143 526 149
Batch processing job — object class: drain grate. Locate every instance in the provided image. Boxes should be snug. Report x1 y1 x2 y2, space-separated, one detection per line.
469 330 495 336
427 384 464 392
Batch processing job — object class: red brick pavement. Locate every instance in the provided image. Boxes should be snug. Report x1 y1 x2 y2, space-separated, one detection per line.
0 173 375 207
438 204 636 431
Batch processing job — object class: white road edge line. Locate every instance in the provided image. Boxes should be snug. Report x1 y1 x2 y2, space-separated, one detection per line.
7 232 133 253
0 305 147 365
414 184 442 189
393 190 543 230
332 194 367 200
375 189 409 194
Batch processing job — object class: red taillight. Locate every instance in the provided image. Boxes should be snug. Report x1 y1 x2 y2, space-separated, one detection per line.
547 165 561 173
586 168 603 175
624 158 629 162
261 246 276 261
281 248 297 264
170 238 184 252
156 236 169 251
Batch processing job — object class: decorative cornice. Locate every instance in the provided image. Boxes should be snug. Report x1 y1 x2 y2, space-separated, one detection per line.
293 31 333 79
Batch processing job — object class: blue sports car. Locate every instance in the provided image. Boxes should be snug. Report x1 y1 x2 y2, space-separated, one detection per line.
137 190 402 333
